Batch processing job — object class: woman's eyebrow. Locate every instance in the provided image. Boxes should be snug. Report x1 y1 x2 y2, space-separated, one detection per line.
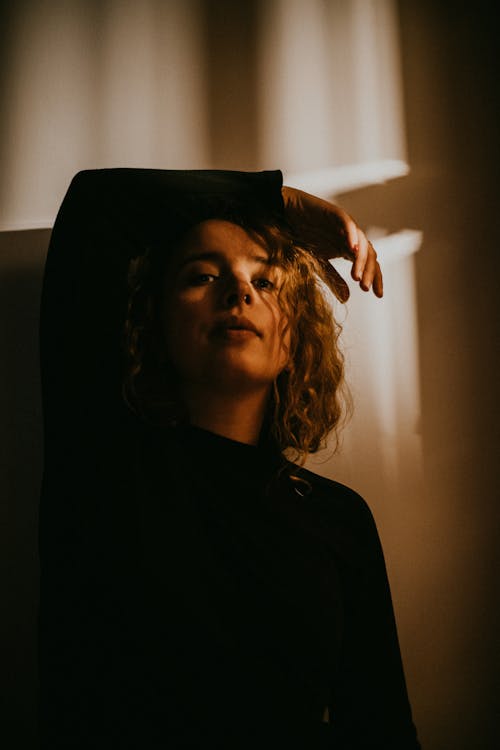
178 250 270 268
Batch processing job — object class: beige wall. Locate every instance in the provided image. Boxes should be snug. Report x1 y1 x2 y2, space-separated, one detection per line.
337 2 499 748
0 2 498 749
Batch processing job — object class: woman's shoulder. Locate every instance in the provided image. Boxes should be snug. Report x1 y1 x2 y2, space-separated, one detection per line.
286 464 382 550
291 464 372 513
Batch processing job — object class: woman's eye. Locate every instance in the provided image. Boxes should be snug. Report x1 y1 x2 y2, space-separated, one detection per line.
189 273 217 285
253 278 275 291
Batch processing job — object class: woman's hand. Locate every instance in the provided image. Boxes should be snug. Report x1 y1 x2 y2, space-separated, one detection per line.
282 185 383 302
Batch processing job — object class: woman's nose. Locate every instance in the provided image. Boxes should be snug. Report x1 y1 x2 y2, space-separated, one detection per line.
222 277 253 308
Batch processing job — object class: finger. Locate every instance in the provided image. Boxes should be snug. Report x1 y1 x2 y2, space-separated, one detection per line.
360 250 379 291
323 262 350 303
351 231 369 282
342 213 360 251
373 263 384 298
359 242 384 297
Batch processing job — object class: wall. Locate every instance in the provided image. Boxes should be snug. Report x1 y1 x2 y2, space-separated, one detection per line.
0 228 49 748
0 2 499 749
334 2 499 748
0 0 405 229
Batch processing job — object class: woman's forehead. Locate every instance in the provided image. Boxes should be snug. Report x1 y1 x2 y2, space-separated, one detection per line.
173 218 272 265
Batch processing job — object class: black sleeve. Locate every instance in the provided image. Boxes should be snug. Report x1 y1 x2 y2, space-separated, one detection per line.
328 493 421 749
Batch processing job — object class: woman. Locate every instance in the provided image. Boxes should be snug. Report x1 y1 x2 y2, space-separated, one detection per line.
39 168 420 748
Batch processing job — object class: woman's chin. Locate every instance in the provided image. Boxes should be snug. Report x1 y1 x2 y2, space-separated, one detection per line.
201 359 274 394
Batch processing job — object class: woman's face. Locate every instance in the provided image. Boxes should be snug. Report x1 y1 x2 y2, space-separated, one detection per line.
162 219 291 395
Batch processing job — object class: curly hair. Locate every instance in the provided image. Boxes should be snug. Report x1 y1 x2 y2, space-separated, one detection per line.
122 212 350 464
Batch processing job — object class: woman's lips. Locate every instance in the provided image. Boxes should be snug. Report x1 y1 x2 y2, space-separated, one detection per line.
211 316 262 340
214 327 259 341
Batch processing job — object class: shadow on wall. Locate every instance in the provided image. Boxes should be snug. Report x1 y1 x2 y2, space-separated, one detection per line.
327 2 500 746
0 228 50 746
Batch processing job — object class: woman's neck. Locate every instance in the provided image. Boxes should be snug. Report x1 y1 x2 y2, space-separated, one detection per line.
181 385 270 446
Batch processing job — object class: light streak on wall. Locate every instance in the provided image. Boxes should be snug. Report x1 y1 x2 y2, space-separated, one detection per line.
256 0 407 191
308 230 424 496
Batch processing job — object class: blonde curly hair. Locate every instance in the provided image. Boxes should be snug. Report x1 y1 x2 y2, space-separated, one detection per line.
122 214 350 464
